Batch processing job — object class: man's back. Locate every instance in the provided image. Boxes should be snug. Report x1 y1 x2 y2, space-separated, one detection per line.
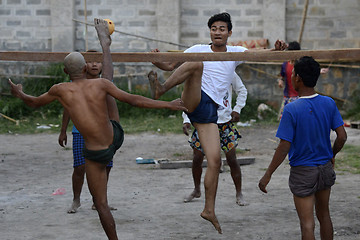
277 94 344 166
51 78 114 150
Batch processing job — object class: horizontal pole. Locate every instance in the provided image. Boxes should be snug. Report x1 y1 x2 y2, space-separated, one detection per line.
1 49 360 63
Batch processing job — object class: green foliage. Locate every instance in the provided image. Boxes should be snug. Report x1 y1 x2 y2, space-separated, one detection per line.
1 63 68 119
344 89 360 120
235 95 277 122
336 144 360 174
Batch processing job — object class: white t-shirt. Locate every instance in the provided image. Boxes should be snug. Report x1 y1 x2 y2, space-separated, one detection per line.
184 44 248 107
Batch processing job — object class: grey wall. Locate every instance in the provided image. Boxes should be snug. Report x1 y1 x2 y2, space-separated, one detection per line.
1 0 359 106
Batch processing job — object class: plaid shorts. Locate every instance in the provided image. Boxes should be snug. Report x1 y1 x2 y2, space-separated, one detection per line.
72 132 113 168
189 121 241 154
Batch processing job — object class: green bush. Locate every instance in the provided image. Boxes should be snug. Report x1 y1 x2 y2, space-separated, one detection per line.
1 63 68 119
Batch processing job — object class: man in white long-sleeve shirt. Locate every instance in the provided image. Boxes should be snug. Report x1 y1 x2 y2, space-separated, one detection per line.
182 73 248 206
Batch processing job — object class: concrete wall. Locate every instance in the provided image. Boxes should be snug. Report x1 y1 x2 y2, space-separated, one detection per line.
1 0 359 106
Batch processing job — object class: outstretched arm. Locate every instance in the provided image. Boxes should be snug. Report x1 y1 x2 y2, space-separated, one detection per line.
258 139 291 193
9 79 56 108
103 79 188 111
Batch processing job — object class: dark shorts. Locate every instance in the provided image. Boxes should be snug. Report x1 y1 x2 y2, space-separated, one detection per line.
189 121 241 154
73 133 113 167
83 120 124 165
289 161 336 197
186 90 218 124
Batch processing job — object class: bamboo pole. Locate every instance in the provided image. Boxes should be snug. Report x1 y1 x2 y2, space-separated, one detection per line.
84 0 88 51
1 49 360 63
0 113 19 125
298 0 309 44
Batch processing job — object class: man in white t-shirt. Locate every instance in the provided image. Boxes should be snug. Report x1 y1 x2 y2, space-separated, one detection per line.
182 73 248 207
148 12 286 233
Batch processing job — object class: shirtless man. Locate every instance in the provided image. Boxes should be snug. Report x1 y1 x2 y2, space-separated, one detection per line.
9 19 187 240
149 12 286 233
59 21 118 214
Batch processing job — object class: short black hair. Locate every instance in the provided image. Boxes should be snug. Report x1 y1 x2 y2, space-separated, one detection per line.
294 56 320 88
207 12 232 31
287 41 301 51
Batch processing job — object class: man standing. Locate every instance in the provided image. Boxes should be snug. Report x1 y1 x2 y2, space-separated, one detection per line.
259 56 347 240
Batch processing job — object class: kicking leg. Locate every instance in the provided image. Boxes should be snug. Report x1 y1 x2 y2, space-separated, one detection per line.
315 188 333 240
184 149 204 203
195 122 222 234
94 18 119 122
225 148 247 206
293 194 316 240
85 159 118 240
148 62 203 109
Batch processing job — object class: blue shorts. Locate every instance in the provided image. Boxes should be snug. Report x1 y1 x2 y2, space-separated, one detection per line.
186 90 218 124
189 121 241 154
72 132 113 168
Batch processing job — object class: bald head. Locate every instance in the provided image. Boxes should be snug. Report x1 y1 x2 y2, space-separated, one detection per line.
64 52 86 75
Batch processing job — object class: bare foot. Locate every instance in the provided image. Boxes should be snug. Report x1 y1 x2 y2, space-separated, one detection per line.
67 200 81 214
94 18 111 47
236 193 248 206
92 204 117 211
200 210 222 234
183 190 201 203
147 71 163 100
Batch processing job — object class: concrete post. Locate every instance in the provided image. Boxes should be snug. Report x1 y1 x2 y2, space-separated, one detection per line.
156 0 180 51
263 0 286 47
50 0 74 51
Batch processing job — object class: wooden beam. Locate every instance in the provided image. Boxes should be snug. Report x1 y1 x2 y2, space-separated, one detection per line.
1 48 360 62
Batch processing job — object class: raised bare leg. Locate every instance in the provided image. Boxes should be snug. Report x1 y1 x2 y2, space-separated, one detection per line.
94 18 119 122
148 62 203 111
225 148 247 206
85 159 118 240
184 149 204 203
195 122 222 234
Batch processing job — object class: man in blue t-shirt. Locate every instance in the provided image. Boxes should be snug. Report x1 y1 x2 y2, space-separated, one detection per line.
259 56 347 240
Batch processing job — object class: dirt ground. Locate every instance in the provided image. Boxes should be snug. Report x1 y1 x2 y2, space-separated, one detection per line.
0 125 359 240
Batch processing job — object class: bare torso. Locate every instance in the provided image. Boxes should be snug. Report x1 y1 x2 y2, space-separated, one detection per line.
51 78 114 150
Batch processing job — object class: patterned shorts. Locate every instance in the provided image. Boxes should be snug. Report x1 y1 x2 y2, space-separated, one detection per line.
278 96 299 120
72 132 113 168
189 121 241 154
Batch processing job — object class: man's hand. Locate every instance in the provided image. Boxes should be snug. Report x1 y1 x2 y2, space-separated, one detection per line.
258 173 271 193
320 68 329 74
230 111 240 122
182 123 192 136
8 79 23 98
274 40 287 51
277 79 284 88
169 98 188 111
58 131 67 147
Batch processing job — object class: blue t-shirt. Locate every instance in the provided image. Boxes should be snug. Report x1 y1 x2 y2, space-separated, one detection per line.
276 94 344 167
